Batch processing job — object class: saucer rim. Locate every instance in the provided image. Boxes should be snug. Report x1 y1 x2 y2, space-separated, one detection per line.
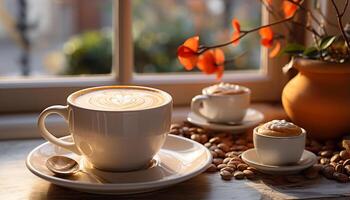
241 149 317 171
26 134 212 191
187 108 264 130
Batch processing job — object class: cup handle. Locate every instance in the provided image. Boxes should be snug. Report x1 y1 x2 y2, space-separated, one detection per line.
191 95 209 120
38 105 81 155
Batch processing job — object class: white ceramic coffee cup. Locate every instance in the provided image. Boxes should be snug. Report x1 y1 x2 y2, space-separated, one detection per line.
253 126 306 166
38 86 172 171
191 85 250 123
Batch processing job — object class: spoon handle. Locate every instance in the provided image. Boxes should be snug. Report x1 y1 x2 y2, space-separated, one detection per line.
79 170 109 184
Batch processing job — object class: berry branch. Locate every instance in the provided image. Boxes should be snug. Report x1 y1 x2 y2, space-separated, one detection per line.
197 16 295 54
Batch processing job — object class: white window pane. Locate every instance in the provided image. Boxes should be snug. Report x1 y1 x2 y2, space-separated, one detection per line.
0 0 113 77
132 0 261 74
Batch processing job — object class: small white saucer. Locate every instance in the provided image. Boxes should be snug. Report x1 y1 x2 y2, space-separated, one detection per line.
26 134 212 195
241 149 317 174
187 108 264 132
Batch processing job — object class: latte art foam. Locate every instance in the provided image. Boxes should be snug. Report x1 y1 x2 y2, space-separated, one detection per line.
73 88 168 111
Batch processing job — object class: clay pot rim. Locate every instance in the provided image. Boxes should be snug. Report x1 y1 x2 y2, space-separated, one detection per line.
293 58 350 74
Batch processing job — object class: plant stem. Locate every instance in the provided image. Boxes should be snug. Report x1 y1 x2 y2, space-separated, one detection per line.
259 0 293 33
341 0 349 16
330 0 350 56
198 16 295 54
315 7 338 28
286 0 327 35
291 21 321 38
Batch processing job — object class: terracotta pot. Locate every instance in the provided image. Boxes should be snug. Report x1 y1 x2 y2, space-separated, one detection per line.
282 58 350 140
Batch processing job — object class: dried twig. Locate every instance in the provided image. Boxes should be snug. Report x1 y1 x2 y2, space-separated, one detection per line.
330 0 350 55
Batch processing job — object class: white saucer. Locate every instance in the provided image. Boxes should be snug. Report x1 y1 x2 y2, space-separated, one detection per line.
187 108 264 132
26 134 212 195
241 149 317 174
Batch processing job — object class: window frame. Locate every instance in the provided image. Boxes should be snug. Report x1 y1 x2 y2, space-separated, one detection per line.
0 0 288 113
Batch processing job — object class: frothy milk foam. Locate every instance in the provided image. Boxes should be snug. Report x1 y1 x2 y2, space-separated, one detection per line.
72 87 169 111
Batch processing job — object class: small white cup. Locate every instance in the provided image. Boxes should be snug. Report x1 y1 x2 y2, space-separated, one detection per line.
191 85 250 123
253 126 306 166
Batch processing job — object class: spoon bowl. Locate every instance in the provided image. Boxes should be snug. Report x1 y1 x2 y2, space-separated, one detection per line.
46 156 80 177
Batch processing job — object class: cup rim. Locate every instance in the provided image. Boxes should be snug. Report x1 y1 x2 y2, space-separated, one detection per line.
202 84 251 97
253 125 306 139
67 85 173 112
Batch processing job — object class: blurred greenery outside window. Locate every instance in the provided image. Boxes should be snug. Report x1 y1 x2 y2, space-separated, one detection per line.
0 0 260 77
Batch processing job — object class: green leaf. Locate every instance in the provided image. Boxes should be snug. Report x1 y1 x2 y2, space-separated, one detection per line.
303 46 319 58
281 43 305 55
318 36 336 50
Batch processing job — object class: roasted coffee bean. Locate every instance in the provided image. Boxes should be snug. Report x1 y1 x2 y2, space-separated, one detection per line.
226 151 241 157
247 167 258 173
217 164 227 170
330 162 337 168
169 129 180 135
303 166 321 179
233 171 245 179
196 128 205 134
191 134 201 143
237 163 248 171
235 139 247 145
343 159 350 166
209 137 221 144
340 150 350 160
230 145 248 151
319 150 333 158
214 149 226 158
320 158 330 165
217 143 230 152
229 157 242 162
246 143 254 148
188 127 197 132
335 164 344 173
213 158 224 165
243 170 255 179
209 145 218 151
210 150 218 158
333 172 348 183
220 170 233 180
342 139 350 151
223 157 232 164
200 134 208 143
170 124 181 130
226 163 236 170
221 167 235 173
182 126 190 134
206 164 217 172
204 142 212 148
228 160 241 167
322 165 335 179
344 165 350 175
331 154 341 163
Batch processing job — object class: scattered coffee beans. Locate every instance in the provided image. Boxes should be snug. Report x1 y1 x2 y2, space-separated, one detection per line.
170 122 350 183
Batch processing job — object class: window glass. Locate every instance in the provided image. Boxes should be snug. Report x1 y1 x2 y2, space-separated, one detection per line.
132 0 261 74
0 0 113 77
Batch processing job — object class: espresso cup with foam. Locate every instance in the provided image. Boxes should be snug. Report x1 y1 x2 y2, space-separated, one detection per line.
38 86 172 171
253 120 306 166
191 83 250 123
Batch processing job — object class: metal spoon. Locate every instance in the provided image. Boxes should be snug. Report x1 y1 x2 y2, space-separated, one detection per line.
46 155 107 183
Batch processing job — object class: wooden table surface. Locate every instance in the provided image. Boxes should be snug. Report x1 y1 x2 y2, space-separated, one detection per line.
1 104 349 200
1 138 350 200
